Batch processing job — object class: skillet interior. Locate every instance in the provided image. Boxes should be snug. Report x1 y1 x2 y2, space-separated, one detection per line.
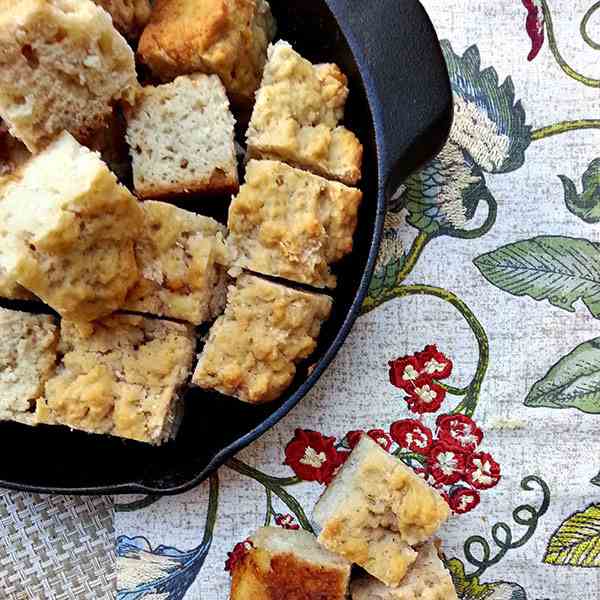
0 0 382 494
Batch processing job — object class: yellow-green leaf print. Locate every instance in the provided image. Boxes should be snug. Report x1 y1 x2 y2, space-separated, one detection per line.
544 504 600 567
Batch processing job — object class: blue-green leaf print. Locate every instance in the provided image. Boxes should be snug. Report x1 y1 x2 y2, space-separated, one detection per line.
525 337 600 413
474 236 600 318
441 41 532 174
544 504 600 567
560 158 600 224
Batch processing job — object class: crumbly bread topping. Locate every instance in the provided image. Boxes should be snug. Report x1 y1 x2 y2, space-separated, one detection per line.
126 74 238 199
138 0 276 105
124 201 229 325
313 436 450 587
0 0 138 152
0 132 143 322
38 314 195 444
231 528 351 600
192 274 332 404
247 41 363 185
93 0 151 37
351 542 459 600
228 160 362 288
0 308 58 425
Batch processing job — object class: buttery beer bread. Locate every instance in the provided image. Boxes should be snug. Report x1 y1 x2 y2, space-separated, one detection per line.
124 201 229 325
227 160 362 288
37 314 195 444
0 132 143 322
0 308 58 426
247 41 363 185
192 274 333 404
125 74 238 199
350 541 459 600
0 0 138 152
137 0 276 105
93 0 151 38
230 527 351 600
313 435 450 587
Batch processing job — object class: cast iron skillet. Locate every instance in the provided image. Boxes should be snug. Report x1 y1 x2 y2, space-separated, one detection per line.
0 0 452 495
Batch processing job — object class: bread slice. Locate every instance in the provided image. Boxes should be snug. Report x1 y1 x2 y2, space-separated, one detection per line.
0 121 30 178
0 308 58 426
123 201 229 325
230 527 351 600
192 274 332 404
351 542 458 600
227 160 362 289
37 314 195 444
138 0 276 106
0 0 138 153
313 435 450 588
0 131 143 322
93 0 151 38
247 41 363 185
126 74 238 199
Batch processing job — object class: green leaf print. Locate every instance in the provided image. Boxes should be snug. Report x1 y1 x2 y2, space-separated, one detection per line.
474 236 600 317
447 558 527 599
544 504 600 567
525 337 600 413
560 158 600 224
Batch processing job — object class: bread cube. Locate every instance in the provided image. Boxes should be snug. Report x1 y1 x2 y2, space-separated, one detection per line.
313 435 450 587
230 527 351 600
124 201 229 325
0 308 58 425
93 0 151 38
125 74 238 199
0 0 138 153
37 314 195 444
0 132 143 322
351 542 458 600
247 41 363 185
138 0 276 105
192 274 332 404
227 160 362 288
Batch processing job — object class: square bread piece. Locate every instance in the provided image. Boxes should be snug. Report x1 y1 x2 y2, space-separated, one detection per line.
230 527 351 600
0 308 58 426
93 0 151 38
126 74 238 199
0 132 143 323
37 315 195 445
192 274 333 404
137 0 276 105
0 0 138 153
351 541 459 600
247 41 363 186
123 201 229 325
227 160 362 289
313 435 450 588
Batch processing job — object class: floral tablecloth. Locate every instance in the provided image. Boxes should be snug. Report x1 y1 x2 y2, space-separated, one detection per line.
4 1 600 598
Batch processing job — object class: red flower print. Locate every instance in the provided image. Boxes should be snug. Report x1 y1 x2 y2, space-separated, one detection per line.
427 441 467 485
448 487 481 514
390 419 433 453
416 345 453 379
522 0 545 61
405 377 446 414
389 355 422 392
225 539 253 573
275 513 300 530
465 452 501 490
436 414 483 453
367 429 393 451
285 429 341 485
345 430 365 449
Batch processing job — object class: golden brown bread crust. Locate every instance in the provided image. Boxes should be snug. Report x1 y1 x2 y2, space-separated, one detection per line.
231 549 349 600
93 0 151 38
137 0 275 104
135 169 239 199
